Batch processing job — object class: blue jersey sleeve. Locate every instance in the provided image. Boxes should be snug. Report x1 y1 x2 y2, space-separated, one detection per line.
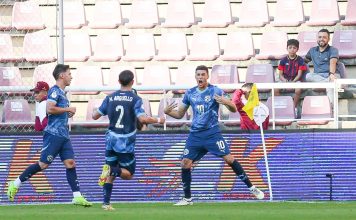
182 90 190 107
47 87 59 103
330 47 339 59
98 96 109 116
134 98 146 118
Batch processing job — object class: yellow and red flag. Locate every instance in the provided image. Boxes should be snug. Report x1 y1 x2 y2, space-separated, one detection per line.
242 84 259 120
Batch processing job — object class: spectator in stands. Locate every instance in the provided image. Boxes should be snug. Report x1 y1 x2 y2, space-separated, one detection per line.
275 39 307 110
30 81 49 131
232 83 269 130
304 29 339 105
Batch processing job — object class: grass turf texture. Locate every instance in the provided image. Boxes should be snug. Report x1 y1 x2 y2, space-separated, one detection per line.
0 202 355 220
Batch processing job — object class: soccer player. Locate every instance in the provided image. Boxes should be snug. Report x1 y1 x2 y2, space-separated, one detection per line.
92 70 165 211
164 65 265 205
7 64 92 207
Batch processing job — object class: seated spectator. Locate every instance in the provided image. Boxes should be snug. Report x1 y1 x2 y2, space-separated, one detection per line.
232 83 269 130
275 39 307 112
304 29 339 105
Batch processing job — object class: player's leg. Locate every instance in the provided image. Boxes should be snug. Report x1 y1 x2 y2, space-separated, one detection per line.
101 150 121 210
207 133 264 200
175 135 207 206
61 139 92 207
7 133 59 201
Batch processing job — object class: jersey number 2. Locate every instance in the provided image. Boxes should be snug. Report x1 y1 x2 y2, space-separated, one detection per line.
115 105 124 128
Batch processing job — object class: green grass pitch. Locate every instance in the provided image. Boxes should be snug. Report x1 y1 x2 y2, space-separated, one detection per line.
0 202 355 220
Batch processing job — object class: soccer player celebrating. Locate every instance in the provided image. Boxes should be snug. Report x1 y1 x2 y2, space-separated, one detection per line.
92 70 165 211
164 65 265 205
7 64 92 207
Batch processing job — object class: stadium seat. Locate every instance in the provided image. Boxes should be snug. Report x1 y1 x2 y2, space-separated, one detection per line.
186 32 220 61
271 0 304 27
256 31 288 60
0 34 22 62
341 0 356 26
63 1 87 29
237 0 269 27
142 98 152 117
245 64 274 92
0 67 23 87
64 32 92 62
92 32 124 62
173 65 197 94
12 0 45 30
71 66 103 95
140 65 171 94
161 0 196 28
0 14 11 30
155 32 188 61
106 66 137 94
155 98 188 127
210 65 239 92
122 33 156 61
89 0 123 29
266 96 295 126
221 32 255 61
85 99 109 127
32 62 57 88
223 111 241 127
23 31 56 62
297 96 332 125
297 31 318 57
199 0 233 28
332 30 356 59
337 62 347 79
125 0 159 29
306 0 339 26
2 99 32 123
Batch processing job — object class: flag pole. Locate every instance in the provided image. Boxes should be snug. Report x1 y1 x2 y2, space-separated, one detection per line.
259 123 273 201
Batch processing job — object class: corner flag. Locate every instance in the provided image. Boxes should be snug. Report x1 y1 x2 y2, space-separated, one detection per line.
242 84 259 120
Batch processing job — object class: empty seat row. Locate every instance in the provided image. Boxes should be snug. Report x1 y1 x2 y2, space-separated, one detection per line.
1 0 354 31
2 30 355 63
0 96 332 127
1 62 348 95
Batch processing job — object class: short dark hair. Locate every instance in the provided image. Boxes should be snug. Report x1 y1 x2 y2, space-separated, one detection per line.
319 29 330 37
242 83 254 90
195 65 209 73
53 64 70 80
119 70 134 86
287 39 299 48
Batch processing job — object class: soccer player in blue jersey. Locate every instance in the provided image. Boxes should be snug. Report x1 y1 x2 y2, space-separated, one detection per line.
92 70 165 211
164 65 265 205
7 64 92 207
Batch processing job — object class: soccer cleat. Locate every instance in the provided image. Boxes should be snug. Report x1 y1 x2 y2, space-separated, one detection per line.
7 181 19 202
72 196 92 207
250 186 265 200
174 198 193 206
102 204 115 211
98 164 110 187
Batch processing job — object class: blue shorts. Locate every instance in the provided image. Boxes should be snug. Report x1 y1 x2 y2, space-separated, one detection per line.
40 132 74 164
105 150 136 175
183 129 230 161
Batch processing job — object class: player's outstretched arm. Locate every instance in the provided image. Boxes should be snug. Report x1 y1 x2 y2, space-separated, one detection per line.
214 95 237 113
47 101 76 117
92 109 102 120
164 102 188 119
138 115 165 125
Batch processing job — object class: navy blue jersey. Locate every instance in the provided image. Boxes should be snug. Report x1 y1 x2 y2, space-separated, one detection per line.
182 84 223 132
45 85 70 139
98 90 145 153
